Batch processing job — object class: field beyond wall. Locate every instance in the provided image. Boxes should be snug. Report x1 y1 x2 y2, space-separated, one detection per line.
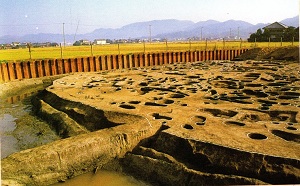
0 41 296 62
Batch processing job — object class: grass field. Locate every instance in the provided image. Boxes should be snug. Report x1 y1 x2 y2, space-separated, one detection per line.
0 41 296 62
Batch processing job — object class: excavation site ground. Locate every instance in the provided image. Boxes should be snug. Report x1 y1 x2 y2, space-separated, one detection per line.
1 47 300 185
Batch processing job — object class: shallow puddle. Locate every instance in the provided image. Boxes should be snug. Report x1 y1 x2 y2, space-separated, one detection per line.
0 92 60 159
52 170 149 186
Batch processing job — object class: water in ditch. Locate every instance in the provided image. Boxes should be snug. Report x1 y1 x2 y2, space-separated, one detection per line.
0 89 149 186
0 91 60 159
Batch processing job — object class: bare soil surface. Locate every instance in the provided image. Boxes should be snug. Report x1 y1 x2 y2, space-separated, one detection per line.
1 57 300 185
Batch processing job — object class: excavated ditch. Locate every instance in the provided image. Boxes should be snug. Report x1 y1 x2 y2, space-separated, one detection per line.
2 59 300 185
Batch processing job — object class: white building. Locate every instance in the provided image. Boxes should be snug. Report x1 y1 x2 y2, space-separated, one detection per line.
94 39 107 45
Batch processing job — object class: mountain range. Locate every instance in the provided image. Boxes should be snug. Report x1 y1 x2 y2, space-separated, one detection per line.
0 16 298 44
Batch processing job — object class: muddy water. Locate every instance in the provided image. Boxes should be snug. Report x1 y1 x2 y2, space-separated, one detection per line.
0 91 60 158
52 170 149 186
1 90 149 186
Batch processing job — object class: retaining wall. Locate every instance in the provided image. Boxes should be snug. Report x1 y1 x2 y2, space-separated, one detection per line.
0 49 248 82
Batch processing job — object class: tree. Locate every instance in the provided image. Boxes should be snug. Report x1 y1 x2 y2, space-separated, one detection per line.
73 41 81 46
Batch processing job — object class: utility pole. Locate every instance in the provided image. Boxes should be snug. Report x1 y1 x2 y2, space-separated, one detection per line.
63 23 66 48
237 27 240 39
229 28 232 39
27 43 32 60
149 25 152 44
90 42 93 56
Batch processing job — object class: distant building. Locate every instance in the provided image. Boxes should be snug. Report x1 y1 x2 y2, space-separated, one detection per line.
79 39 90 45
93 39 107 45
263 22 288 40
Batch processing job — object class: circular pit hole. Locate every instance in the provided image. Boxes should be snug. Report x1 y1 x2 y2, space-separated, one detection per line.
183 124 193 130
286 126 297 131
247 133 267 140
119 104 136 109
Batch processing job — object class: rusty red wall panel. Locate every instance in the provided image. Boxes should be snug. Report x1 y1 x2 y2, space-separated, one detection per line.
37 60 44 77
43 60 51 76
163 52 167 65
139 53 144 67
82 57 89 72
112 55 117 69
15 62 23 80
89 57 95 72
70 58 77 73
30 61 38 78
94 57 101 71
1 63 9 82
123 55 128 69
23 61 31 79
128 55 133 68
57 59 64 74
100 56 106 70
64 59 71 74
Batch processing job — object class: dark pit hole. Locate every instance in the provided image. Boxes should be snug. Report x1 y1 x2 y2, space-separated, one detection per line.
181 103 188 106
164 99 175 104
128 101 141 104
271 130 300 143
278 95 299 100
248 133 267 140
183 124 194 130
195 122 205 125
152 113 172 120
280 103 290 106
272 121 280 124
169 93 185 98
192 115 206 122
204 108 238 118
145 102 167 107
119 104 136 109
245 83 263 87
260 106 269 111
225 121 245 126
110 102 117 105
286 126 297 131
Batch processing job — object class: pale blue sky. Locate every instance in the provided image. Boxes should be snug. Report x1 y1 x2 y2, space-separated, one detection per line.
0 0 298 36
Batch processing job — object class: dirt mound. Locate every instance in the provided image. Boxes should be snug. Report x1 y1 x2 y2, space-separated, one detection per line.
234 47 299 61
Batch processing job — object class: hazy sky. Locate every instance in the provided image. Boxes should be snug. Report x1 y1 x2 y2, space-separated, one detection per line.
0 0 298 36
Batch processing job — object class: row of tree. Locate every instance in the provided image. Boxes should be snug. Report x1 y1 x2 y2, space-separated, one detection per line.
248 27 299 42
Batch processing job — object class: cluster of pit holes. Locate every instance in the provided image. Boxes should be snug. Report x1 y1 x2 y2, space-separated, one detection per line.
271 121 298 131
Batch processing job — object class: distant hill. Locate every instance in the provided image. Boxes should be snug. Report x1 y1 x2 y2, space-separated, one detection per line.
0 16 298 43
281 16 299 27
